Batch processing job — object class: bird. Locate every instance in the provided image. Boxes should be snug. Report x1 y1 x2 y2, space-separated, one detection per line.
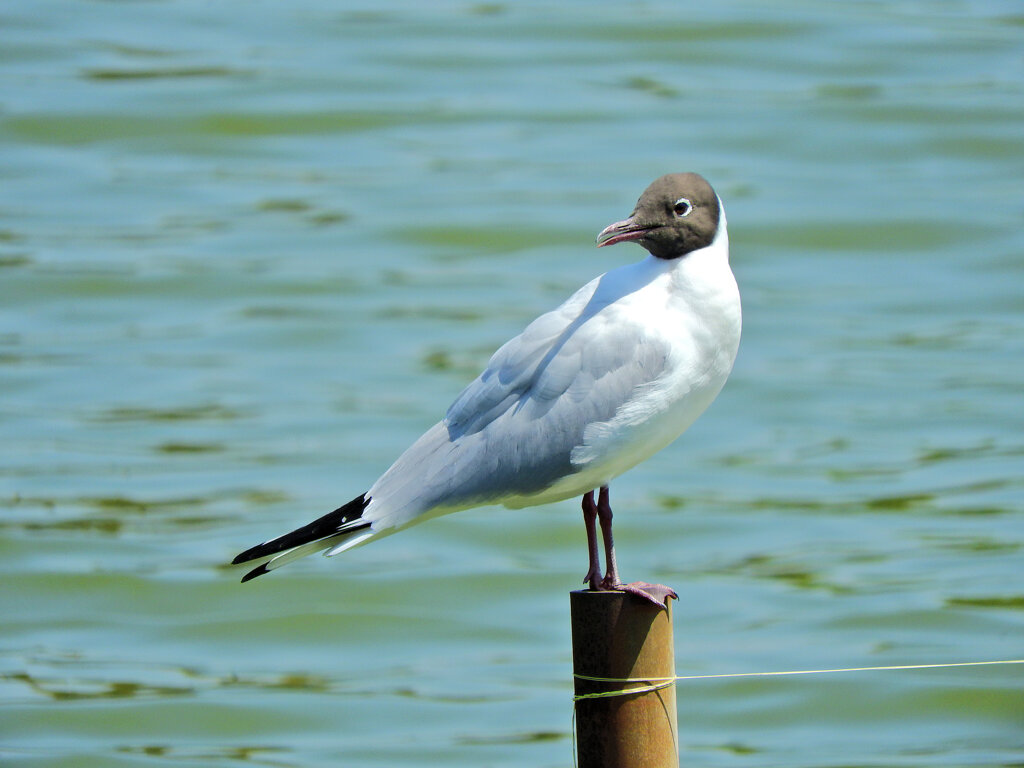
232 172 741 608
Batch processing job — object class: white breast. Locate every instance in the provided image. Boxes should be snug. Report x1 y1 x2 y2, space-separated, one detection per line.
540 224 741 500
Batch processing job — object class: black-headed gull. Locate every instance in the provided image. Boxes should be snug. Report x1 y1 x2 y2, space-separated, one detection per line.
233 173 741 607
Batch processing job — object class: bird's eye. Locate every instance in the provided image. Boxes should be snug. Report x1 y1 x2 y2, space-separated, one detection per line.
673 198 693 217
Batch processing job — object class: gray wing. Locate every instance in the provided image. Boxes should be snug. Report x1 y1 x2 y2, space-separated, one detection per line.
365 304 670 530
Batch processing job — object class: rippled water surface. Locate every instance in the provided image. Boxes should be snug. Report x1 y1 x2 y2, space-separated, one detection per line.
2 2 1023 766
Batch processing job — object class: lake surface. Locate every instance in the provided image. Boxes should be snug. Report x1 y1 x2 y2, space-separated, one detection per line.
2 2 1022 766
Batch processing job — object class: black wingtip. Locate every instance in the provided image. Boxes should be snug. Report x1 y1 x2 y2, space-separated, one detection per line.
232 492 370 566
232 547 264 565
240 563 270 583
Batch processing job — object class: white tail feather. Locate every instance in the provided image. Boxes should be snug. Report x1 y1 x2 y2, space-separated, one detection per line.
324 530 376 557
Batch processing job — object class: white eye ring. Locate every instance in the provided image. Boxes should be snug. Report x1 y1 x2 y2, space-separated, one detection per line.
673 198 693 217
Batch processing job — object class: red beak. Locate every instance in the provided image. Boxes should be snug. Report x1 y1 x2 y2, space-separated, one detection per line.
595 217 656 248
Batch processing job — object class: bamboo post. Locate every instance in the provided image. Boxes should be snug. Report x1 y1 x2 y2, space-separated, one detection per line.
571 590 677 768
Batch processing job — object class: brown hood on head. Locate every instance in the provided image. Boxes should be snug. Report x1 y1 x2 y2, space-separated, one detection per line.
596 173 720 260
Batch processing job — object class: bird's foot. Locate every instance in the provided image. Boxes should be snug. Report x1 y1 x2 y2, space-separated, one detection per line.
602 578 677 610
583 567 603 592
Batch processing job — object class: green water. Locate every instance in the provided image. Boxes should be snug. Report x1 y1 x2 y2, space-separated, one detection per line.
2 2 1023 766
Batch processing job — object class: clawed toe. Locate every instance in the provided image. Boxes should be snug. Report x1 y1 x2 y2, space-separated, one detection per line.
583 567 602 590
585 576 677 610
615 581 677 610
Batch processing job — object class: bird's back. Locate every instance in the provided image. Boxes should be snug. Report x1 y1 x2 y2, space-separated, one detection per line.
362 229 740 530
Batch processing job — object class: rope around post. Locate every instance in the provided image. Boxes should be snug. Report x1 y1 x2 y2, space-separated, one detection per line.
572 658 1024 702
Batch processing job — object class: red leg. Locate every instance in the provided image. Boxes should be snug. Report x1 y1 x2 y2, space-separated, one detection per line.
597 486 620 589
597 484 678 610
581 491 602 590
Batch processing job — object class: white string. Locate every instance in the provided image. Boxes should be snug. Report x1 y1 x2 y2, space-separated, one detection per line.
573 658 1024 701
570 658 1023 768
